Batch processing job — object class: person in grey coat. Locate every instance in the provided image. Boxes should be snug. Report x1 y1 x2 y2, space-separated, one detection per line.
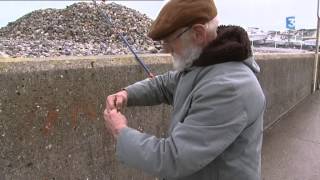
104 0 266 179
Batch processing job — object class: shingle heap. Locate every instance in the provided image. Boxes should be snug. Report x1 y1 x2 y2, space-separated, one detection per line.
0 2 161 58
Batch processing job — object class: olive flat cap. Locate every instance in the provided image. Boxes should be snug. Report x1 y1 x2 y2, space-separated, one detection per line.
148 0 217 41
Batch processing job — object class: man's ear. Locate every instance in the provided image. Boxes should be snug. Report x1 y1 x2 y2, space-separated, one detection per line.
191 24 207 46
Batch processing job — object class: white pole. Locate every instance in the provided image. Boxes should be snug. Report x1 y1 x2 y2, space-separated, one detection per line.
301 31 304 50
275 32 277 48
313 0 320 92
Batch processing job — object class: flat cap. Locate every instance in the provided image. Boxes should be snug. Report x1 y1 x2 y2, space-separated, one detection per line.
148 0 217 41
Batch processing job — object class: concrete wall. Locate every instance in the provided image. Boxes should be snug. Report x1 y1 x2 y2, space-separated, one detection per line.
0 53 315 179
256 53 314 128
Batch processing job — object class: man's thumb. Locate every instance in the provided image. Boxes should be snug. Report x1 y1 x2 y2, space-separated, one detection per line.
110 109 118 114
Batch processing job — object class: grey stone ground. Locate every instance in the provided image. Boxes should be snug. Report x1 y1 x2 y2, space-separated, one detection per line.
262 91 320 180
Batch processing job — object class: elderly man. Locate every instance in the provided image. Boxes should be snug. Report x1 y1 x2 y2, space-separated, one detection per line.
104 0 266 179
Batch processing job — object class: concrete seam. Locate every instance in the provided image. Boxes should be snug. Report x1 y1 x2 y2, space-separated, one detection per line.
264 93 311 131
288 136 320 146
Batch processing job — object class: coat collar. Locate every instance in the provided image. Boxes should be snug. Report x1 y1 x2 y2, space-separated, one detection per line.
192 25 252 67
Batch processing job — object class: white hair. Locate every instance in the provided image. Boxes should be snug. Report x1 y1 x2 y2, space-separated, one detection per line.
171 17 219 72
172 31 202 71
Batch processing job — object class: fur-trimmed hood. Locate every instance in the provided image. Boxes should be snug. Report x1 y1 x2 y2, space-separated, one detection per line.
192 25 252 67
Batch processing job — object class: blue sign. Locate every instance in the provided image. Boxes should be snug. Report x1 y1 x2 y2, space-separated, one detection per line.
286 16 295 30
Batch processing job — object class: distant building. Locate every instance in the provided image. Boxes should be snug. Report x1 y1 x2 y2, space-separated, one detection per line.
298 29 317 41
245 27 317 50
246 27 267 45
298 29 317 49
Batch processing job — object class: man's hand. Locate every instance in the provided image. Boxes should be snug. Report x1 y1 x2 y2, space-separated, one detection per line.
104 109 128 138
106 90 128 112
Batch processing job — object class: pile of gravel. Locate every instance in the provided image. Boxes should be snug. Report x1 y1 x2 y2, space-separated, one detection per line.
0 2 161 58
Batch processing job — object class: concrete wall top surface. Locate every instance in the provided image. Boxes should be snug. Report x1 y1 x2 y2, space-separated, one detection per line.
0 53 315 73
0 54 171 74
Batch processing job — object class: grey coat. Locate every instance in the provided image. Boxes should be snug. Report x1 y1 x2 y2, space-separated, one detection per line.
117 57 266 180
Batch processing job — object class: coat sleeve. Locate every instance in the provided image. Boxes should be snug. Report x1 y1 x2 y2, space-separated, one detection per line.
125 71 180 106
116 78 248 179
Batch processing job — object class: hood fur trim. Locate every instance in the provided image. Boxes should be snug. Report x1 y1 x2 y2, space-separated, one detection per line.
192 25 252 67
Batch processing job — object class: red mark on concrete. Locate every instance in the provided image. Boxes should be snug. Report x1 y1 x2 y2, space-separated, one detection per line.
70 103 97 130
71 105 80 130
43 110 59 136
86 105 97 121
42 101 97 136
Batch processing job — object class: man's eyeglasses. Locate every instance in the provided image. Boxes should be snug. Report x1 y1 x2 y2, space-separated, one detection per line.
170 26 192 43
161 26 192 53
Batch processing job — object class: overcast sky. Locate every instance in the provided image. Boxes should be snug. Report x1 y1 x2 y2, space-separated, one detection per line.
0 0 317 31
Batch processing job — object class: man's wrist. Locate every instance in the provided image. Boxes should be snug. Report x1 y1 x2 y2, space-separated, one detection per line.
119 90 128 104
120 89 128 96
114 125 128 138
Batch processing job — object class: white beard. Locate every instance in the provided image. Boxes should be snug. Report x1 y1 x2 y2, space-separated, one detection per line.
172 44 203 72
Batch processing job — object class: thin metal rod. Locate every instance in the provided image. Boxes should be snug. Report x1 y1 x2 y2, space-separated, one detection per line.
92 0 154 78
313 0 320 92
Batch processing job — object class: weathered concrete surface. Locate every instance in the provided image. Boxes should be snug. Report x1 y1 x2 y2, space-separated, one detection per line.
262 91 320 180
257 53 314 128
0 53 315 179
0 55 172 180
